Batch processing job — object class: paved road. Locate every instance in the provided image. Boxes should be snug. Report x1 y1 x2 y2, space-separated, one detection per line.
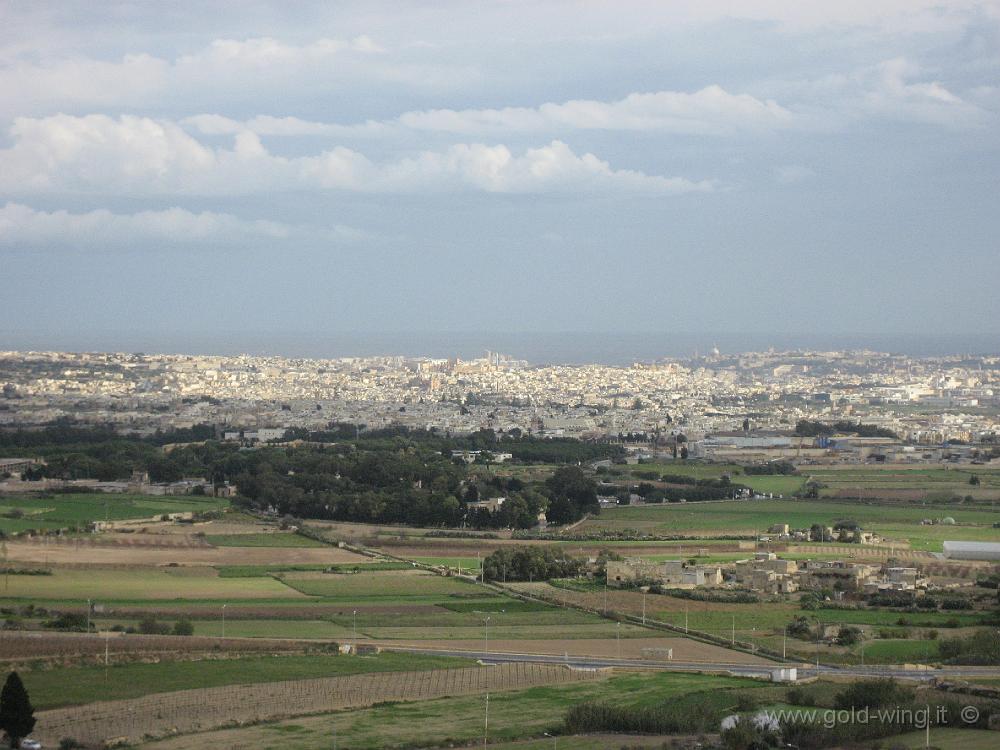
385 644 1000 682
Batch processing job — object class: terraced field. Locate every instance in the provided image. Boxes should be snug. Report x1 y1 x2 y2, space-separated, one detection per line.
576 498 1000 551
0 493 228 533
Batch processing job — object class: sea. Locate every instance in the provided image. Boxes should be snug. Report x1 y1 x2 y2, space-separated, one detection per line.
3 330 999 366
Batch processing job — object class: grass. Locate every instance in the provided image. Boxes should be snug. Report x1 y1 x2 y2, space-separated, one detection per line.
857 638 942 662
892 728 1000 749
20 651 473 709
94 617 358 639
204 533 329 547
215 562 413 577
580 498 1000 551
277 570 484 599
139 671 772 750
0 567 305 600
0 493 228 532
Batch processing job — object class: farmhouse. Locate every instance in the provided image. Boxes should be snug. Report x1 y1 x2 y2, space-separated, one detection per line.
606 558 723 589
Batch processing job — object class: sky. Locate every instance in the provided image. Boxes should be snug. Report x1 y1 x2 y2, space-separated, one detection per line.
1 1 999 355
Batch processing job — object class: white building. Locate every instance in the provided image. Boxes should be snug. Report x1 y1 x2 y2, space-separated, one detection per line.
943 541 1000 561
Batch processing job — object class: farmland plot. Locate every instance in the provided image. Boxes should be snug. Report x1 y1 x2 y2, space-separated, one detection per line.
0 567 305 599
34 662 601 747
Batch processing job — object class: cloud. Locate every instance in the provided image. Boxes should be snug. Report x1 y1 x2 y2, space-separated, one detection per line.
0 202 363 245
773 165 816 183
0 115 714 196
182 85 798 138
765 57 990 130
860 57 989 127
0 36 472 118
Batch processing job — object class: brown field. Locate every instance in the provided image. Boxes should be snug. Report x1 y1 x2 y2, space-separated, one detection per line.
0 630 307 662
3 538 369 566
383 637 775 664
34 662 601 747
146 730 693 750
53 602 447 619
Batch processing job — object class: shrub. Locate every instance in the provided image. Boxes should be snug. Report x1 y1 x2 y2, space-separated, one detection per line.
836 626 862 646
834 679 914 711
138 617 171 635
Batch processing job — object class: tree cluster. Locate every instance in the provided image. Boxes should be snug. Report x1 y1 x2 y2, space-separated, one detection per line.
481 546 583 582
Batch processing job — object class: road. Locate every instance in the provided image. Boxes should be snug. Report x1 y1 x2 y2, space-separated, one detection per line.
385 644 1000 682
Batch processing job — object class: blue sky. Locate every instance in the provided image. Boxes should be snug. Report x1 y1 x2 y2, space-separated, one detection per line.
1 1 998 348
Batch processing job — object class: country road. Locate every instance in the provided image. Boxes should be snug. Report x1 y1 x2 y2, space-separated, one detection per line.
386 644 1000 682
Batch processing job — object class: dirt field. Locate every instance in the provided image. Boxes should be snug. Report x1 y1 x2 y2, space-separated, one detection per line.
382 636 774 664
0 630 307 661
34 662 601 747
3 538 369 566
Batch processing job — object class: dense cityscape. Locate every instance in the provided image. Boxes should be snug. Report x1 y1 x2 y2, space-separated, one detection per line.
3 348 998 455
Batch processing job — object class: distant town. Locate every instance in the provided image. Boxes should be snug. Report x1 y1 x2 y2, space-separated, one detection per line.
1 348 997 465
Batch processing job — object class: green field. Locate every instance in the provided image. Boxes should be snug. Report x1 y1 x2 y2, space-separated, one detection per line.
857 638 942 662
7 564 631 645
204 532 329 547
214 562 412 577
893 728 1000 749
140 671 772 750
20 651 472 709
277 570 482 599
580 498 1000 550
0 567 305 600
0 493 228 532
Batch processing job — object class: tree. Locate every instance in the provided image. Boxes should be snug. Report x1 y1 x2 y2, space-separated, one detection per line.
0 672 36 749
172 618 194 636
836 626 861 646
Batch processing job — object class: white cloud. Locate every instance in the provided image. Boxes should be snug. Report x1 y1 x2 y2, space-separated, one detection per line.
860 58 988 126
0 36 472 118
182 86 798 138
773 165 816 183
395 86 796 135
0 115 714 196
764 57 990 130
0 202 363 245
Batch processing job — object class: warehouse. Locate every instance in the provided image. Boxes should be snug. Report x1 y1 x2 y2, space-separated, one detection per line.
942 541 1000 561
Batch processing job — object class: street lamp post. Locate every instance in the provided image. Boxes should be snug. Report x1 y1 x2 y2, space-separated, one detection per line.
353 609 357 642
642 591 646 625
221 604 227 638
616 621 621 659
